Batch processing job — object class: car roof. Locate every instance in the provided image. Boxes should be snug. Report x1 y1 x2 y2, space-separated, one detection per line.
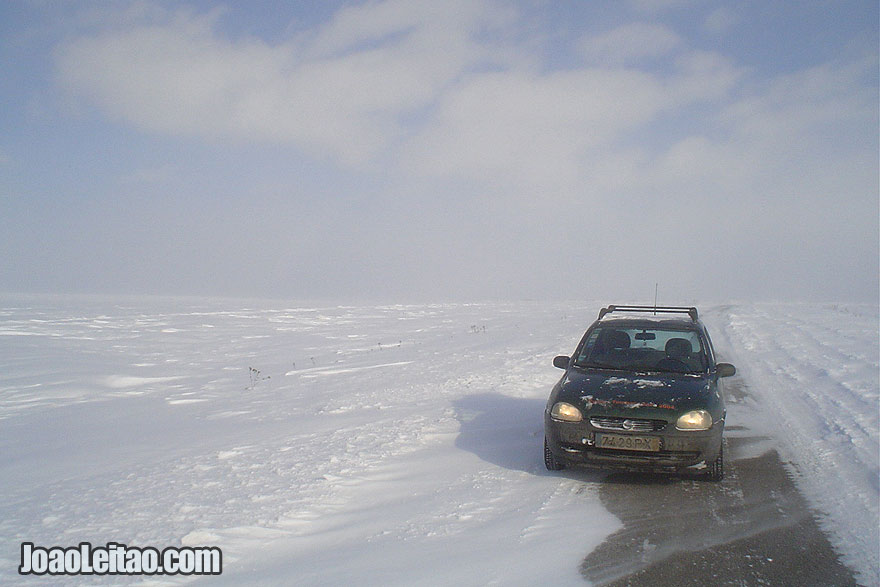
594 316 703 330
592 305 703 330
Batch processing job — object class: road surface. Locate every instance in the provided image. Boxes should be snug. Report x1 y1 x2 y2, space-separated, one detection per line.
577 377 858 586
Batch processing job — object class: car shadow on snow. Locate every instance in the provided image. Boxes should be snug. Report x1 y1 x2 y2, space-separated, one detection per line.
451 391 714 486
452 392 549 474
451 392 605 481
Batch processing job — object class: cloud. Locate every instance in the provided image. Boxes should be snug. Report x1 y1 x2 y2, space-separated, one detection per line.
303 0 511 59
55 0 508 165
578 23 683 65
46 1 877 302
703 6 738 34
56 2 870 208
627 0 699 14
404 49 742 194
645 57 877 189
404 68 666 191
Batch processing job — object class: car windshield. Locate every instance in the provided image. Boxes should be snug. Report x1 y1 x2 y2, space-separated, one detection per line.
574 325 708 374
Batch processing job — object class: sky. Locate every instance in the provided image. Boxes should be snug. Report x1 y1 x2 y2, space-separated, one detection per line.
0 0 877 303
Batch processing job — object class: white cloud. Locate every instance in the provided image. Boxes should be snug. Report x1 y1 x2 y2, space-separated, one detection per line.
627 0 699 14
304 0 507 59
27 1 879 301
644 56 878 233
704 6 738 35
578 23 682 65
404 50 742 194
53 3 740 184
404 68 667 191
55 0 508 165
52 1 876 249
721 59 877 141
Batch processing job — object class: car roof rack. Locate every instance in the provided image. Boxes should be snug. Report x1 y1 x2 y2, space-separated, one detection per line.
598 305 699 322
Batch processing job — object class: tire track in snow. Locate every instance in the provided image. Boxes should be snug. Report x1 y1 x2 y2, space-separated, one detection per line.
705 304 878 585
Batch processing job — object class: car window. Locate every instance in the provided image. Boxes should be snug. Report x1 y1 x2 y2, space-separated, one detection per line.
575 326 707 373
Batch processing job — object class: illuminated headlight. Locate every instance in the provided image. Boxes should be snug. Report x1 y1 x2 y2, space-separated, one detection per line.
676 410 713 430
551 402 583 422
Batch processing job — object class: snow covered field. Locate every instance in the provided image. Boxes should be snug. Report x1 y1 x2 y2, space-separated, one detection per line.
0 296 876 585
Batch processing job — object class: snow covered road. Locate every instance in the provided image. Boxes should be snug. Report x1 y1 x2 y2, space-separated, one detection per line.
580 376 859 586
0 297 876 585
706 303 879 585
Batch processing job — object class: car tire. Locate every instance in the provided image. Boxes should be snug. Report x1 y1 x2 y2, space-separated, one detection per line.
544 437 566 471
704 443 724 482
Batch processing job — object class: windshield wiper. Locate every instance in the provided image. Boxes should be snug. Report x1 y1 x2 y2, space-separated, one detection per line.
649 367 703 375
574 361 626 371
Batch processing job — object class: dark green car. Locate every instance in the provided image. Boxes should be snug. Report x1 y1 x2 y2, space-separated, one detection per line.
543 305 736 481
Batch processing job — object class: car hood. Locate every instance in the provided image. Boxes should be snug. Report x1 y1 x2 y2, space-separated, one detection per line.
556 369 715 418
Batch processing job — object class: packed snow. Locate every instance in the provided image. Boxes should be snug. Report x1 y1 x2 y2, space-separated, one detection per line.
705 303 879 584
0 296 876 585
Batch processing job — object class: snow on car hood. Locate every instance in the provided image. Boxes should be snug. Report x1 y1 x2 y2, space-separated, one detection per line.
556 369 715 414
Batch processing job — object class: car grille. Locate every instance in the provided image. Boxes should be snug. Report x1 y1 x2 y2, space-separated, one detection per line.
589 417 666 432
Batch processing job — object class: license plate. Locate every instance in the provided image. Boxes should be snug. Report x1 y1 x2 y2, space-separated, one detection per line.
596 433 660 452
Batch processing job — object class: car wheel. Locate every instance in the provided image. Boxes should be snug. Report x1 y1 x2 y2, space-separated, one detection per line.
544 437 566 471
704 443 724 482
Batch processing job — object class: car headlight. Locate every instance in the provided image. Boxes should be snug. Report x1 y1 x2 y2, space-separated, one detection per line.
676 410 713 430
550 402 583 422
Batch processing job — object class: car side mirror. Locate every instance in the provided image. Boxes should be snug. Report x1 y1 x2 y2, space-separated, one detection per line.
716 363 736 378
553 355 570 369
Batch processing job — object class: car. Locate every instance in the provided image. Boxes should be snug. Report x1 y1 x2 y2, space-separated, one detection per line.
543 305 736 481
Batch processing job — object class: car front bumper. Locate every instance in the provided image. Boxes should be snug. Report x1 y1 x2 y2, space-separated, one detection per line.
544 410 723 473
